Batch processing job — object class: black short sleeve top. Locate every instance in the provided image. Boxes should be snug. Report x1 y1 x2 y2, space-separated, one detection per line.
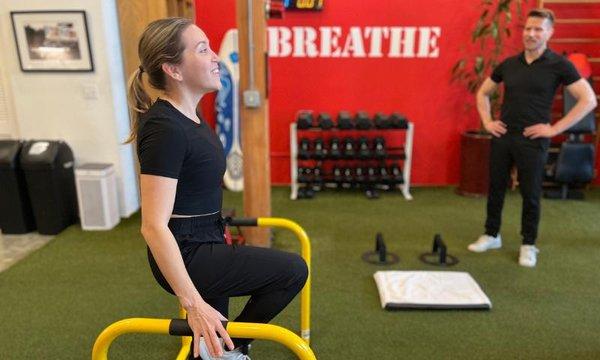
490 49 581 129
137 99 226 215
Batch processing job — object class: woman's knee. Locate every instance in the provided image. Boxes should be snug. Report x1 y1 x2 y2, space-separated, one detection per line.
286 253 309 289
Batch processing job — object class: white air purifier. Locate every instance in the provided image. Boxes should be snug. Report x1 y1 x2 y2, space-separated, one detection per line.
75 163 120 230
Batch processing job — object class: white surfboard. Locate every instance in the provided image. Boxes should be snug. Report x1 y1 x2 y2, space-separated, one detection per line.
216 29 243 191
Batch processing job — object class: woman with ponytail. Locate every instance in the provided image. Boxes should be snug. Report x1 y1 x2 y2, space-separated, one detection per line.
126 18 308 360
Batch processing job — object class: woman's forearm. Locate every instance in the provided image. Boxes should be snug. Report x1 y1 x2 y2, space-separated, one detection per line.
141 225 204 310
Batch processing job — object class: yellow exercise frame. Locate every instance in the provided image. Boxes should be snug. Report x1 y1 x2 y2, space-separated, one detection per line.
92 318 316 360
92 217 312 359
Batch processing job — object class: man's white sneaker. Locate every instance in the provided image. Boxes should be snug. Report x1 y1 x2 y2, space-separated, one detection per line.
468 234 502 252
519 245 539 267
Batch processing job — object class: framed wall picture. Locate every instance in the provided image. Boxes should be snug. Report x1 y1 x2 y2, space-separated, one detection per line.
10 10 94 72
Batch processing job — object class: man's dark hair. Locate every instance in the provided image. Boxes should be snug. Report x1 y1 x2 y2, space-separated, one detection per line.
527 8 555 26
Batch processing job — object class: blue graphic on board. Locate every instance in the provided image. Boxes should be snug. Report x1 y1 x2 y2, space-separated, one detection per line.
216 63 234 156
215 29 243 191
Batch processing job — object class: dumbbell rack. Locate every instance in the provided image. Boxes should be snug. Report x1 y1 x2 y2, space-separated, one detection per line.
290 122 414 200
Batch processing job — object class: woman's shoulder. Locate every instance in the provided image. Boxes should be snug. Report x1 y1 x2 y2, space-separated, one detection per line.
139 102 186 135
136 110 189 159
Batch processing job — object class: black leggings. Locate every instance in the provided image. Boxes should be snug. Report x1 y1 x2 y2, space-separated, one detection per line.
147 213 308 354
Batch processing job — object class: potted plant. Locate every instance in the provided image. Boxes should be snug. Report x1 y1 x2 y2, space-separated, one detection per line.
452 0 525 196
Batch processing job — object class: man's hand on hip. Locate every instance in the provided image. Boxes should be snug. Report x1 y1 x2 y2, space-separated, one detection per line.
483 120 507 137
523 123 557 139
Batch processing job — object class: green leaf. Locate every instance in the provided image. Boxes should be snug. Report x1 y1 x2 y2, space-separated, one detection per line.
468 80 479 93
451 0 520 98
451 59 466 74
471 21 483 42
479 24 491 38
499 0 511 11
481 9 489 20
474 56 484 75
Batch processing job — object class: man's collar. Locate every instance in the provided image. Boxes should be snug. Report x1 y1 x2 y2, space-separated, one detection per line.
519 48 552 64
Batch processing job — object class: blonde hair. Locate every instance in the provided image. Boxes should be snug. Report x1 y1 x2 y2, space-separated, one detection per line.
124 17 193 144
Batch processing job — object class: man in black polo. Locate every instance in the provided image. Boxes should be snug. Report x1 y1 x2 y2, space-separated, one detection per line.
468 8 597 267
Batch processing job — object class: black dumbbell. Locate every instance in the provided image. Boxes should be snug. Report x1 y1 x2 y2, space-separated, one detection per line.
304 187 315 198
373 137 386 159
355 111 372 130
357 137 371 159
367 167 379 183
390 164 404 184
298 186 315 199
329 138 341 159
297 187 306 199
313 138 327 159
389 113 408 129
318 113 334 130
297 167 307 183
313 166 323 184
365 187 380 199
379 166 391 184
296 112 313 129
355 167 366 184
343 167 354 183
342 138 355 159
333 167 343 183
298 138 311 159
374 112 391 129
337 111 354 130
297 167 313 183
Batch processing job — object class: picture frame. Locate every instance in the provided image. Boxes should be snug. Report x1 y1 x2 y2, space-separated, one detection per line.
10 10 94 72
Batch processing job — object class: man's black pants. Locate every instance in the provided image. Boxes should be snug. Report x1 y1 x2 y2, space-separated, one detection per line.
146 213 308 356
485 133 550 245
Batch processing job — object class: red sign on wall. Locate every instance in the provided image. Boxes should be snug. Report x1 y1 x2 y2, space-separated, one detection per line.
198 0 598 185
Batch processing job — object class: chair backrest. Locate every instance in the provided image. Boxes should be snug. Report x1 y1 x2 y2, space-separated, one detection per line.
555 142 595 183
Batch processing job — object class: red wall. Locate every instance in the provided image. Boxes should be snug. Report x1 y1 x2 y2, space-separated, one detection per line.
196 0 599 185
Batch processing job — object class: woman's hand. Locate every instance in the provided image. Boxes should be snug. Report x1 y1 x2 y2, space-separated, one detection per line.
186 299 235 358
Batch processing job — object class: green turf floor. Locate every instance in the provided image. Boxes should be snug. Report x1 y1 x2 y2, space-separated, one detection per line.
1 187 599 359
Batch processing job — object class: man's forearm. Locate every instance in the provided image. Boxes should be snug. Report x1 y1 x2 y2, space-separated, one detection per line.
552 96 597 134
476 92 494 125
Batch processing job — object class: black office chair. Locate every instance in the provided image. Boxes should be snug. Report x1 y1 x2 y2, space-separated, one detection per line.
545 78 596 200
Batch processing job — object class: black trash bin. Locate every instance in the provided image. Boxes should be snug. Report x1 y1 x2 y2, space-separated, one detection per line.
20 140 77 235
0 140 36 234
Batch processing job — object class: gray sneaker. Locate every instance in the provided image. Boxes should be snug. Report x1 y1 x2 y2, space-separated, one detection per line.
468 234 502 252
218 349 250 360
197 338 251 360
